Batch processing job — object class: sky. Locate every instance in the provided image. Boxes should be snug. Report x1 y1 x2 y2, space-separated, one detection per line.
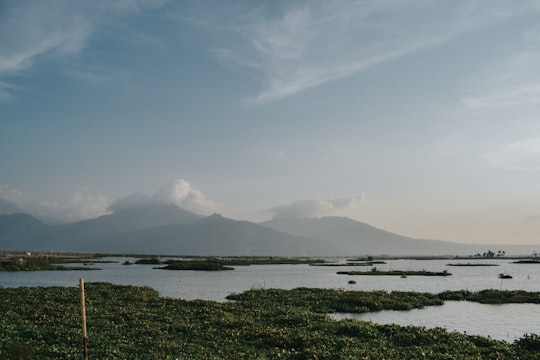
2 0 540 245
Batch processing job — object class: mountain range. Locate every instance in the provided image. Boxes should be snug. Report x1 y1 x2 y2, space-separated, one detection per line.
0 198 536 256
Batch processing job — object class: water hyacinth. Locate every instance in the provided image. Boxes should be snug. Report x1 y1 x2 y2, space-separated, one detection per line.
0 283 539 359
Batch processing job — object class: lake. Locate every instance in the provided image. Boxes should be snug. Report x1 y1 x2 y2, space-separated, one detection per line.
1 257 540 341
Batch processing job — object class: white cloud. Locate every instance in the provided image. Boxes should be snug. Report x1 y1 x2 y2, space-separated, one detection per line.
1 178 219 222
1 177 220 221
37 192 109 222
0 185 25 204
153 179 219 215
109 179 220 215
0 185 109 222
214 0 536 103
270 195 365 219
484 137 540 171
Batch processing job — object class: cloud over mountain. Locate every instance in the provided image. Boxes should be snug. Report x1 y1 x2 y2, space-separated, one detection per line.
153 179 218 215
269 195 365 219
0 184 109 223
109 179 219 215
1 178 217 222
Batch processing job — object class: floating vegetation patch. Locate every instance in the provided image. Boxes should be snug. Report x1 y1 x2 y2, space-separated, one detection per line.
1 284 539 358
0 256 100 271
312 261 387 267
337 269 451 276
155 259 234 271
446 263 499 267
439 289 540 304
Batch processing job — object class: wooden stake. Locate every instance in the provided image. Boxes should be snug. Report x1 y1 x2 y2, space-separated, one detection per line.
80 278 88 360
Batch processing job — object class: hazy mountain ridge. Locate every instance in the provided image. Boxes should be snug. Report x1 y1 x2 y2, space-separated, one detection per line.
0 198 537 256
54 203 203 240
262 216 468 255
0 213 56 250
80 214 331 256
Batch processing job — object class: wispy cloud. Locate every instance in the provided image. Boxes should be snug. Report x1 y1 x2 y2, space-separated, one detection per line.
460 46 540 111
0 0 168 100
0 185 25 204
269 195 365 219
0 184 109 222
214 0 536 104
459 10 540 112
462 83 540 110
0 81 17 102
484 137 540 171
0 2 92 74
37 191 109 222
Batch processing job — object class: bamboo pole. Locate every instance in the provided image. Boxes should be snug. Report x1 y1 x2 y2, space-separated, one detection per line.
80 278 88 360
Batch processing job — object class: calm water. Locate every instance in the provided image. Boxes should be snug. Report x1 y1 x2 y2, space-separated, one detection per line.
1 258 540 341
331 301 540 342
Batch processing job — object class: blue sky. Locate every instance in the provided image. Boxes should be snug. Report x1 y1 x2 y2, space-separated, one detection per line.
2 0 540 244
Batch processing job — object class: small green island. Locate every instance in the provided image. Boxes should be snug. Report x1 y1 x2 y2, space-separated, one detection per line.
312 261 387 267
513 259 540 264
0 254 101 271
337 268 452 276
155 259 234 271
132 256 326 271
446 263 499 267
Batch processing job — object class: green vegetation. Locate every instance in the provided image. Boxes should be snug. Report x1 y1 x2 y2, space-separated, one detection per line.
0 256 97 271
132 256 325 266
446 263 499 267
472 250 507 258
54 259 116 264
1 284 540 359
135 256 325 270
337 269 451 276
218 257 326 266
134 257 162 265
312 261 385 267
439 289 540 304
227 288 445 313
156 259 234 271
